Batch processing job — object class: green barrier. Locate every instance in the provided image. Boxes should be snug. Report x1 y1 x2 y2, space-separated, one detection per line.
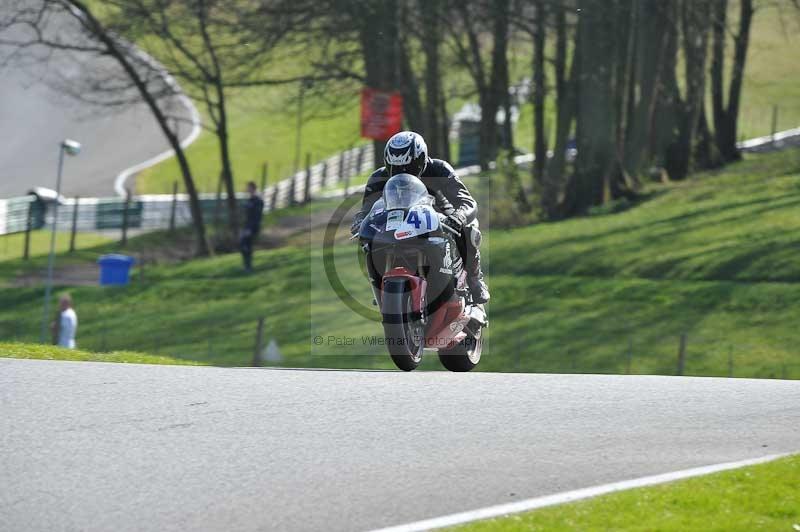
197 198 251 225
3 196 45 234
95 199 143 230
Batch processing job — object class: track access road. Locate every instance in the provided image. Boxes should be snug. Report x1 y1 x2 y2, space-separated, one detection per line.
0 7 195 199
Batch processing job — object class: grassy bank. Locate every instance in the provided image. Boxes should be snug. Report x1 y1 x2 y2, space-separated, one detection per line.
1 149 800 376
454 454 800 531
0 342 200 365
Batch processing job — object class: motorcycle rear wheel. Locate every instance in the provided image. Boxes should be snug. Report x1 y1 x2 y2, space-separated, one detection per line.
382 280 424 371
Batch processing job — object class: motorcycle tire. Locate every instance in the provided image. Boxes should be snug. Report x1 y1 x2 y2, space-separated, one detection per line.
382 278 424 371
438 330 482 372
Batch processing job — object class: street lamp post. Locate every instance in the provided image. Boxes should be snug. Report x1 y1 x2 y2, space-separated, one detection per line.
41 139 81 344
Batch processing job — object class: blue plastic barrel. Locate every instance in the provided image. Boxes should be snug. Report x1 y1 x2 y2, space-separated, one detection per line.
97 254 135 286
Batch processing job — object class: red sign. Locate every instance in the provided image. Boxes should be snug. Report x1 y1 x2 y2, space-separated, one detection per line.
360 87 403 141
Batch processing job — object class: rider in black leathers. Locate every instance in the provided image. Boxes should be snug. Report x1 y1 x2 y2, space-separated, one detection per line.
351 131 490 304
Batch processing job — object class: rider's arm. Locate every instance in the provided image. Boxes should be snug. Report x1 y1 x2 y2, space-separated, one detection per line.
351 168 389 234
442 164 477 225
360 168 390 215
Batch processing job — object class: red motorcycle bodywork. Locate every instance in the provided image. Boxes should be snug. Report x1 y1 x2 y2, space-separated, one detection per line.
381 266 469 350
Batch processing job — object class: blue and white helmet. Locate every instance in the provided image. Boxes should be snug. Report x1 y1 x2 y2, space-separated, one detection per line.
384 131 428 177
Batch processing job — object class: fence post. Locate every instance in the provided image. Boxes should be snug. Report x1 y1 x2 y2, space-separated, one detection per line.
338 149 346 184
626 338 633 374
22 202 32 261
260 162 268 192
728 346 734 378
253 317 265 367
69 196 79 253
121 189 131 246
304 152 312 204
355 145 365 175
771 105 778 142
101 320 108 352
214 174 223 226
289 172 298 206
270 186 278 211
169 181 178 234
676 333 687 376
321 160 328 188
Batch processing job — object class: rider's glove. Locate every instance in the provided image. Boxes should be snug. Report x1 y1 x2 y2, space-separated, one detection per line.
350 211 365 236
441 210 466 235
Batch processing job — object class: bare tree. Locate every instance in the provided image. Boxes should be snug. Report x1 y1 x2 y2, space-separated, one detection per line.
92 0 318 243
0 0 212 256
449 0 513 169
543 1 578 219
417 0 450 159
711 0 754 162
664 0 712 180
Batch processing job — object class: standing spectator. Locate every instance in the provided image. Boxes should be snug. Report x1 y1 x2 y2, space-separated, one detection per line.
240 181 264 272
53 294 78 349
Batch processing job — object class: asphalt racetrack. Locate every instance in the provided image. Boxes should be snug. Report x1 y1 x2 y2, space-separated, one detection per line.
2 358 799 531
0 8 194 199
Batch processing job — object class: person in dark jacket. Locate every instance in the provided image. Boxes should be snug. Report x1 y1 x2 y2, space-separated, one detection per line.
351 131 490 303
240 181 264 272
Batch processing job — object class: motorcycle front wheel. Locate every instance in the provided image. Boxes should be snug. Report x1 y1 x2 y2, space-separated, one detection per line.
438 330 482 372
382 279 424 371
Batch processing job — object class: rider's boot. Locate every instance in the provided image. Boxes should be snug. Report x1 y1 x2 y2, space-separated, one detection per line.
466 249 490 304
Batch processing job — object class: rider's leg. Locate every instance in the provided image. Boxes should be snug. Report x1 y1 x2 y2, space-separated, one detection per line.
462 222 490 304
240 233 253 272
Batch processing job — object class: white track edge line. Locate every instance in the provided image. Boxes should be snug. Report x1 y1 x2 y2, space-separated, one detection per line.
112 50 201 197
368 452 792 532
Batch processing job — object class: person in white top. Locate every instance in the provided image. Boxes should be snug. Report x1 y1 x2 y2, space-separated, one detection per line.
56 294 78 349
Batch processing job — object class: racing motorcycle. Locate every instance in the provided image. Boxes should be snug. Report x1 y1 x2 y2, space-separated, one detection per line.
356 173 487 372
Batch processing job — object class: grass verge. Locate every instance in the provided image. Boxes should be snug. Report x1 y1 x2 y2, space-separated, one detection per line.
453 454 800 531
0 342 201 365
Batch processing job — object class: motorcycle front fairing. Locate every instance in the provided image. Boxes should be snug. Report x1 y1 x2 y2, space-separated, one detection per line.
359 201 462 319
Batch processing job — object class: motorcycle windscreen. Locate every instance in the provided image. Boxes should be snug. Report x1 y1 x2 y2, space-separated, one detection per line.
383 173 429 210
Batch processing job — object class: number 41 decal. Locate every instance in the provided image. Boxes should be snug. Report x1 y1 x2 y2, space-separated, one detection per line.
406 208 433 229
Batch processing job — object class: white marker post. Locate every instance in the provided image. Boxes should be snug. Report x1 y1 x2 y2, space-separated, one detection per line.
40 139 81 344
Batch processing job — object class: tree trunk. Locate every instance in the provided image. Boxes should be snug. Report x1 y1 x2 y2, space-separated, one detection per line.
624 0 670 177
545 4 576 218
69 0 210 256
710 0 726 148
567 0 616 214
532 0 547 189
398 31 424 134
710 0 753 162
420 0 446 156
357 0 401 168
720 0 753 161
438 86 451 161
490 0 512 157
215 84 240 243
649 1 680 170
694 101 723 169
665 0 711 181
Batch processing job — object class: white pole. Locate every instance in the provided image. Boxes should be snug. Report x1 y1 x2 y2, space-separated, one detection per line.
40 145 66 343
